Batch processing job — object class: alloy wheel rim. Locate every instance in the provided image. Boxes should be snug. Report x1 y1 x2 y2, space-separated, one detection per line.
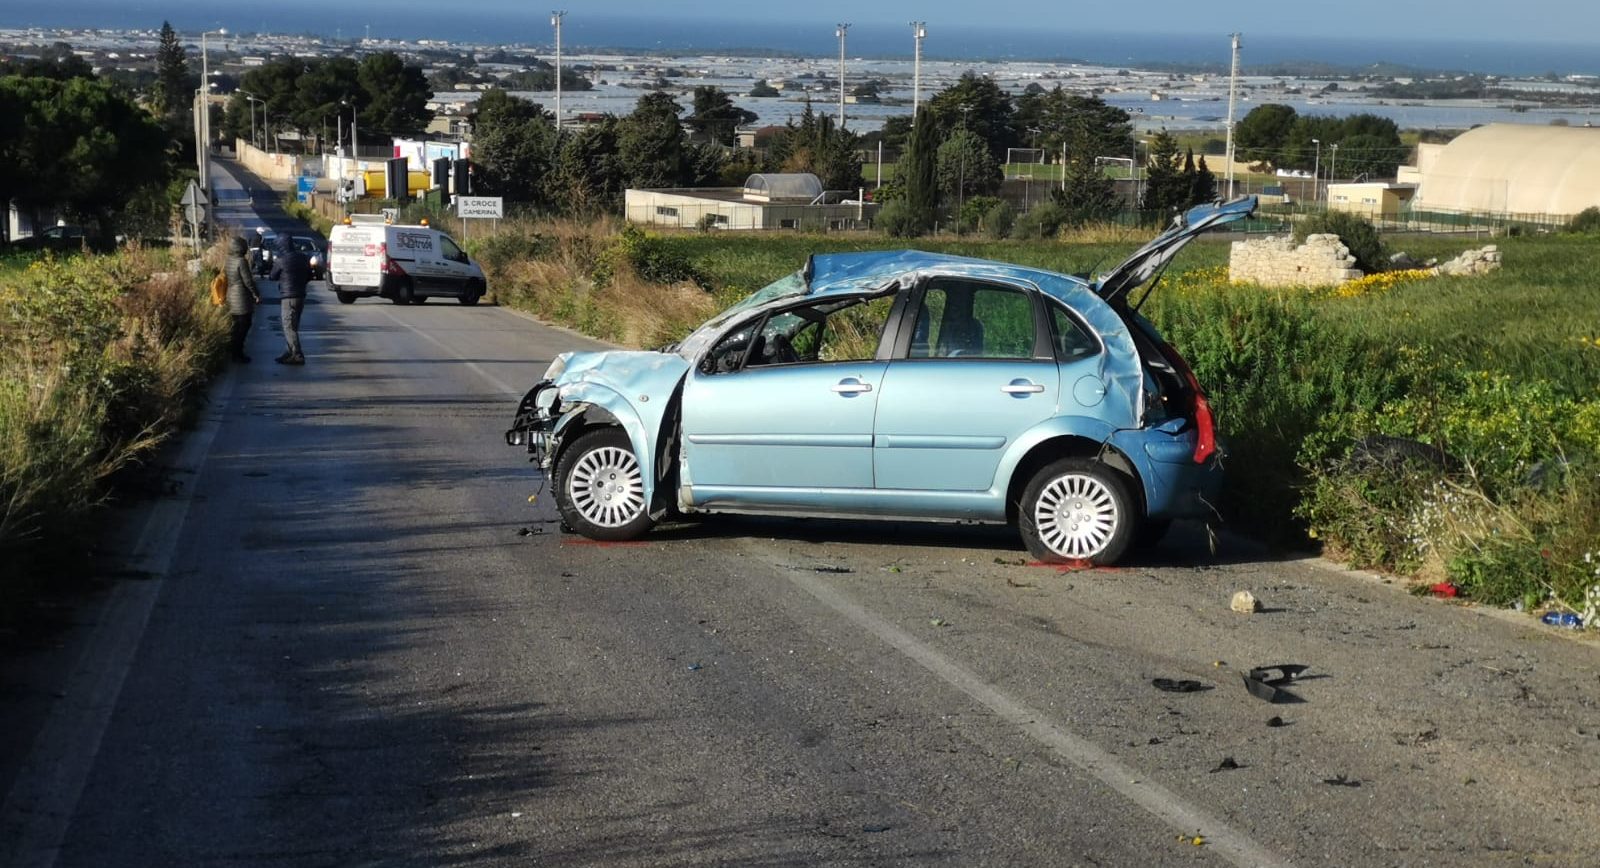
1034 473 1119 559
568 446 645 528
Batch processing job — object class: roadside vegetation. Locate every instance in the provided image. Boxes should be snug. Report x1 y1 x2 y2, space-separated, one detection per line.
468 219 1599 612
0 249 226 610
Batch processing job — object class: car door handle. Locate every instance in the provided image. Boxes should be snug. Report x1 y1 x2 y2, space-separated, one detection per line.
1001 380 1045 394
831 380 873 394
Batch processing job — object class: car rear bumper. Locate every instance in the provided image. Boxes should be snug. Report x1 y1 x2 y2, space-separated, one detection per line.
1119 425 1225 521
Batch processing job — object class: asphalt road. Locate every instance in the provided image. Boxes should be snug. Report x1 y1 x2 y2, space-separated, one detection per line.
4 164 1599 867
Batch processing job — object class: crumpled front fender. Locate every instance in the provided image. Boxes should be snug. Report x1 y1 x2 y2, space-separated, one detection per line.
550 382 659 509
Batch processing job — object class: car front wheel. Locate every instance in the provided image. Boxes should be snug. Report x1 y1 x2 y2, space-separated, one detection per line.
1018 458 1135 565
553 428 655 542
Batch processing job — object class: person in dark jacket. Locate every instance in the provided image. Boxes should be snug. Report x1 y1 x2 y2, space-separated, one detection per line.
268 235 312 365
224 236 260 363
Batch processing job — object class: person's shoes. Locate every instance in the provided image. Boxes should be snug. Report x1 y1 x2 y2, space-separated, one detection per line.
286 355 305 366
274 352 292 364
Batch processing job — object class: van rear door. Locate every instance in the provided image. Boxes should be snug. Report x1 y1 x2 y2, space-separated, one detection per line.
330 226 383 289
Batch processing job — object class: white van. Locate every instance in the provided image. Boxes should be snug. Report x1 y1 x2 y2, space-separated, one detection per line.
326 216 487 305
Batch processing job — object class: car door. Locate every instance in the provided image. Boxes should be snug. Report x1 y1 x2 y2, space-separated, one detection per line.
873 276 1061 492
680 293 898 492
437 234 470 294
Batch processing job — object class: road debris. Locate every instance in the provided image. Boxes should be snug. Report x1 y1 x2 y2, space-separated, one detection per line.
516 526 544 536
1210 757 1243 773
1230 591 1261 613
686 663 703 671
1241 664 1309 703
1322 774 1362 787
1541 612 1583 629
1266 716 1287 728
813 565 853 574
1152 678 1210 693
1428 581 1459 598
1177 834 1206 847
929 618 948 627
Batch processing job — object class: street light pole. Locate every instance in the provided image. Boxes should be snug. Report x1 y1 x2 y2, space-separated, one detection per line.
1311 138 1321 206
1329 143 1340 193
241 91 260 149
836 23 850 129
551 11 566 134
910 21 926 121
198 27 225 240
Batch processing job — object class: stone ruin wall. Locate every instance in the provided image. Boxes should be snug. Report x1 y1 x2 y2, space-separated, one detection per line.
1228 234 1362 287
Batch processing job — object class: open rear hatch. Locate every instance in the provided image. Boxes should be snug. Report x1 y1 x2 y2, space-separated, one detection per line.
1096 196 1256 462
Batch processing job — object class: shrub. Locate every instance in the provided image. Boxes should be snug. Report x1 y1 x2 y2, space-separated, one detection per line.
1566 206 1600 234
1295 210 1386 273
1011 201 1068 240
875 200 925 238
983 201 1017 239
467 231 552 272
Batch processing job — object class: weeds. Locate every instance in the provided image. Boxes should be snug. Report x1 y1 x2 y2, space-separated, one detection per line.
0 247 227 607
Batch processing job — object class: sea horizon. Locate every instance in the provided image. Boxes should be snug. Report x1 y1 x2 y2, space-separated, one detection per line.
4 6 1600 78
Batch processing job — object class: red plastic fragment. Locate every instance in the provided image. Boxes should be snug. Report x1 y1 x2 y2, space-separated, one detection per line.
1429 582 1459 598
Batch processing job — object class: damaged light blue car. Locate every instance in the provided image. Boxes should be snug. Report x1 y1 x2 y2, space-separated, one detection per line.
505 196 1256 564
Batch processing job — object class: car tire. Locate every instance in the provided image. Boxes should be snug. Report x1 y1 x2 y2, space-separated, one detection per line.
1017 457 1136 565
336 291 358 305
395 279 416 305
458 279 484 306
553 428 655 542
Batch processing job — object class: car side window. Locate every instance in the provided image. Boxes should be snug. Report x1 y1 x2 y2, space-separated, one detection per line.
908 280 1035 359
742 296 894 368
439 235 466 262
1049 303 1101 362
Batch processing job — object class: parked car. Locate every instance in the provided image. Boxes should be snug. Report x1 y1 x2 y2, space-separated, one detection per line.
326 217 485 305
505 197 1255 564
10 224 112 252
251 231 325 280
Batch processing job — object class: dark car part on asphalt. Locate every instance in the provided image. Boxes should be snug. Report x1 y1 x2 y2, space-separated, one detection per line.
1242 664 1309 703
1151 678 1210 693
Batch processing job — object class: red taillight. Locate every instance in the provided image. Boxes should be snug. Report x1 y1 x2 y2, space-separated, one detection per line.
1158 340 1216 465
378 242 406 276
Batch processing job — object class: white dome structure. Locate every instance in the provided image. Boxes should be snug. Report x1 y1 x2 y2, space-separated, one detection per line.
1413 123 1600 217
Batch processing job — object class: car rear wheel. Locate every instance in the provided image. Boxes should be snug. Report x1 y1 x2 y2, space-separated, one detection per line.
554 428 655 542
394 279 416 305
336 291 358 305
1018 458 1135 565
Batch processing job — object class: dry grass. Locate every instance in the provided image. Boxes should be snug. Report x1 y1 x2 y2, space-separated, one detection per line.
0 246 228 598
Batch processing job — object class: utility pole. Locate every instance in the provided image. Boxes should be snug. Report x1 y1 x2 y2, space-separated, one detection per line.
1223 32 1241 199
911 21 926 120
836 23 850 129
1330 143 1339 191
198 28 225 240
1311 138 1321 206
551 11 566 134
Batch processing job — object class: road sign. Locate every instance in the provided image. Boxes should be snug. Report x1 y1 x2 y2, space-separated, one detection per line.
179 180 209 207
456 196 503 219
183 204 206 226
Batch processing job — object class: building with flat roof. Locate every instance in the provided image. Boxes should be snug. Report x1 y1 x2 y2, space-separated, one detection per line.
625 174 875 231
1326 182 1417 219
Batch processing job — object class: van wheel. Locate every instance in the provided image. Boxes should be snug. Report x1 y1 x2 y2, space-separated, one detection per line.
336 292 357 305
395 279 416 305
458 280 484 305
553 428 655 542
1018 458 1135 565
410 295 428 305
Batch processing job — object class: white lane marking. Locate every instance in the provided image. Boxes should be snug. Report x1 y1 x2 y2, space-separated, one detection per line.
376 307 522 398
776 560 1291 868
0 370 238 868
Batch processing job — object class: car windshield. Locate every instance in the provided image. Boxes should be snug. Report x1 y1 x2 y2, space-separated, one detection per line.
672 271 808 359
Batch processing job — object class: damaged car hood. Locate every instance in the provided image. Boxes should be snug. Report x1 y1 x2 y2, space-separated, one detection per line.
548 350 692 406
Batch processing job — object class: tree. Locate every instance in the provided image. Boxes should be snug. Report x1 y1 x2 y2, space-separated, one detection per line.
1053 157 1121 228
8 42 95 81
470 88 556 204
617 91 689 188
896 116 940 235
0 75 170 238
1014 88 1130 165
765 102 860 191
936 126 1001 203
1234 104 1297 168
546 116 626 214
1189 153 1217 205
153 21 191 125
926 72 1016 159
1140 130 1188 217
685 86 756 145
357 52 432 137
